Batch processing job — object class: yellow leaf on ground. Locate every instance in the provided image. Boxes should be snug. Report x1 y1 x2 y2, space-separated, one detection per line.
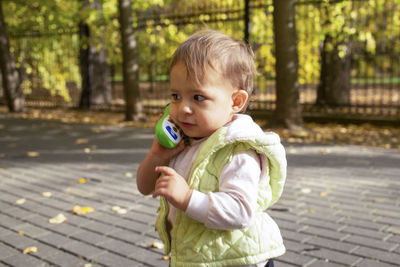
111 206 127 215
27 151 40 157
76 138 89 144
72 205 94 215
42 192 52 198
23 246 38 254
49 213 67 224
84 148 91 153
84 264 92 267
163 256 170 261
16 198 26 205
78 178 87 184
320 192 328 197
125 172 133 178
19 231 24 236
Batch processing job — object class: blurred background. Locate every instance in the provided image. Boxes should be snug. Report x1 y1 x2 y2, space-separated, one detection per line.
1 0 399 129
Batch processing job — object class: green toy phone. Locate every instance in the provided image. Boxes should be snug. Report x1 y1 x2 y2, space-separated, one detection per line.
155 104 182 148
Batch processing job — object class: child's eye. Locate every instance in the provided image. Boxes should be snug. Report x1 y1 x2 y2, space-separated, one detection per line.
171 93 181 101
194 95 205 101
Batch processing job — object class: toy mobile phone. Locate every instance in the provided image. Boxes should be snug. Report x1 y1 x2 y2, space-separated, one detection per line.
155 104 182 148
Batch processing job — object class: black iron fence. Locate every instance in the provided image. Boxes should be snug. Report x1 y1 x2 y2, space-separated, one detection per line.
3 0 400 121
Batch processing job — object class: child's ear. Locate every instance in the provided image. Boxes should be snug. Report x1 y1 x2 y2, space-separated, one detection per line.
232 90 249 113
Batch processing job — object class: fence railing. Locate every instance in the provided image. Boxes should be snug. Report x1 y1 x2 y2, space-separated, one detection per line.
2 0 399 121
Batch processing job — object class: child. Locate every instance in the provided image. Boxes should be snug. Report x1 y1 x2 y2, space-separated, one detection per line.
137 30 287 267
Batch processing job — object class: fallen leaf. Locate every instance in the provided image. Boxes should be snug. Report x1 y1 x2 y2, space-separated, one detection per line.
111 206 127 215
49 213 67 224
76 138 89 144
84 148 91 153
152 241 164 249
23 246 38 254
163 255 170 261
19 231 24 236
72 205 94 215
42 192 52 198
125 172 133 178
84 264 92 267
308 209 315 214
91 127 101 133
78 178 87 184
27 151 40 157
301 188 311 194
16 198 26 205
320 192 328 197
319 148 331 155
386 227 400 234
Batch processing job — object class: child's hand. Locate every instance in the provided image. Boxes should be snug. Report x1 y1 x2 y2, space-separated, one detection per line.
153 166 192 211
149 136 185 163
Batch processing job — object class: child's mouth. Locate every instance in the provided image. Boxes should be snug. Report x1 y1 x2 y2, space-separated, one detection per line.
180 122 194 128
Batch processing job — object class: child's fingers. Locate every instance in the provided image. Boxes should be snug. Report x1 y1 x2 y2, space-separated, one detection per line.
155 166 176 176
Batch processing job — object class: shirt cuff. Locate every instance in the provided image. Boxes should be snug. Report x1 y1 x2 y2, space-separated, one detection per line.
185 190 209 224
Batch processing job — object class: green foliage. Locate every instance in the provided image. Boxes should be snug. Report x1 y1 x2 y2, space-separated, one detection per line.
5 0 400 104
5 0 80 102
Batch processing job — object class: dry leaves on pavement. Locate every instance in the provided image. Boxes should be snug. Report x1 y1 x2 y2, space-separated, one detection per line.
72 205 94 215
49 213 67 224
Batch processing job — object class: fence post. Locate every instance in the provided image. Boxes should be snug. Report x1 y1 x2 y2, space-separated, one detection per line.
244 0 250 43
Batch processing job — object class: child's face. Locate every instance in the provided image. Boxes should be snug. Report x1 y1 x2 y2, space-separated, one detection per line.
169 61 238 138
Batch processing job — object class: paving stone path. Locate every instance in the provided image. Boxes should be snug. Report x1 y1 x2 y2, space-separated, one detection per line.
0 115 399 267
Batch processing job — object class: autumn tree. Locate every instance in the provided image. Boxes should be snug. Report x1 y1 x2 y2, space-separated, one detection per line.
0 1 24 112
316 2 352 107
79 0 112 109
270 0 304 130
5 0 80 104
118 0 144 121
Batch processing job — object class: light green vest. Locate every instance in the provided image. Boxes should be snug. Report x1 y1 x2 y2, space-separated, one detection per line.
155 125 286 267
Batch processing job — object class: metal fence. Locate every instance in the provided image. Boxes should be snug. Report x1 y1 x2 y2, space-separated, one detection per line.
3 0 400 121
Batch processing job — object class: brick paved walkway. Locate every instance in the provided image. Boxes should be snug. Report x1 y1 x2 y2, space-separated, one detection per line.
0 115 399 267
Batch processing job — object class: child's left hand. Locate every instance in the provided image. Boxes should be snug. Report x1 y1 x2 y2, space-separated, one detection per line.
153 166 192 211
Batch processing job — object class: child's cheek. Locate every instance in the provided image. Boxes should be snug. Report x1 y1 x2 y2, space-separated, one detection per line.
169 108 178 123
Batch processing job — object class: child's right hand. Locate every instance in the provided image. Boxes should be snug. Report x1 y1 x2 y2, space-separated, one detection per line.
148 135 185 164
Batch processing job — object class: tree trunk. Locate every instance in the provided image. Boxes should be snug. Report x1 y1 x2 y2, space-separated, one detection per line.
90 44 111 105
0 2 24 112
270 0 303 130
317 35 351 106
0 72 3 103
78 0 111 109
79 22 91 109
118 0 144 121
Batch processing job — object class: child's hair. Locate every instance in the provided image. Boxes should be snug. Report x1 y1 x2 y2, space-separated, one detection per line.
170 30 256 109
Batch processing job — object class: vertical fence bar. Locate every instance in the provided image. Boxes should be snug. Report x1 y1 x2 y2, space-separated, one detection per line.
244 0 250 43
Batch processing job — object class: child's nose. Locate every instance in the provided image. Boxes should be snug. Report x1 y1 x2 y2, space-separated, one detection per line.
180 102 192 114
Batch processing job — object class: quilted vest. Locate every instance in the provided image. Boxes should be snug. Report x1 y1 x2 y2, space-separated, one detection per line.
155 116 287 267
